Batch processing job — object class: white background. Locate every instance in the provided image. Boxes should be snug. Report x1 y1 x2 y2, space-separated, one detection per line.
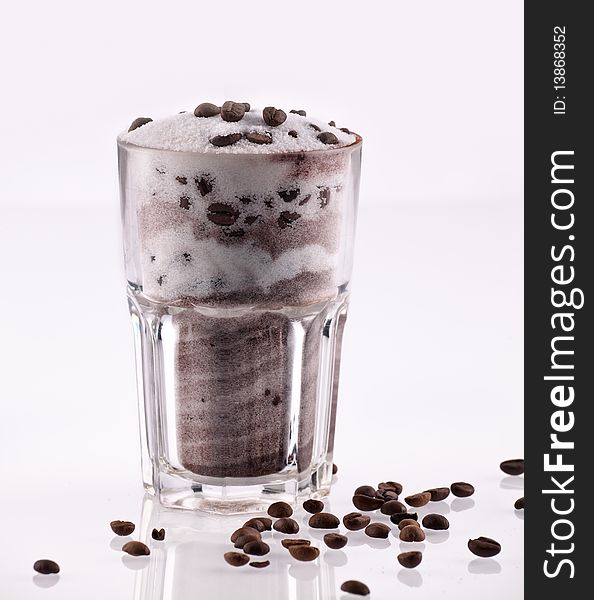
0 1 523 598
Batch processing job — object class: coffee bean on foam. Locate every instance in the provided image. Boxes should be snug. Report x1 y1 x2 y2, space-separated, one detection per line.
263 106 287 127
194 103 220 118
317 132 339 145
290 109 307 116
220 101 246 122
128 117 152 132
209 133 242 147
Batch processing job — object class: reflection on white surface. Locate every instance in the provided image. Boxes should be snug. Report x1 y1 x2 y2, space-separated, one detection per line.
397 570 424 588
468 559 502 575
500 477 525 490
451 498 476 512
425 530 450 544
32 574 60 588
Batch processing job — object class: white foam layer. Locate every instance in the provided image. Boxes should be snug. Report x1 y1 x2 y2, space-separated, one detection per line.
120 109 356 154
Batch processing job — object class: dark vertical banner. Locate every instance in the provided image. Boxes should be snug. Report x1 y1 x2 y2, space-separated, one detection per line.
525 1 592 597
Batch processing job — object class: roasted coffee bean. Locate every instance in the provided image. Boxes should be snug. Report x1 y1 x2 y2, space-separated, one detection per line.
500 459 524 476
378 481 403 495
340 580 370 596
422 514 450 530
290 109 307 116
404 492 431 508
399 525 426 542
243 540 270 556
194 103 220 118
267 501 293 518
231 527 262 544
122 541 150 556
263 106 287 126
397 518 420 531
244 518 270 532
424 487 450 502
340 127 351 134
332 463 338 474
128 117 152 132
354 485 376 497
110 520 135 536
380 500 407 515
209 133 242 147
288 544 320 561
179 196 192 210
324 533 348 549
234 533 261 549
249 560 270 568
242 103 251 112
451 482 475 497
364 522 390 539
195 175 213 196
309 123 321 132
514 497 525 510
278 188 300 202
390 512 418 526
246 131 273 145
328 120 336 127
273 517 300 534
303 499 324 514
281 538 311 549
308 512 340 529
33 559 60 575
151 528 166 541
381 490 400 501
224 551 249 567
288 130 298 138
343 512 371 531
220 101 246 122
352 494 384 511
277 211 301 229
398 551 423 569
207 203 239 226
468 536 501 557
175 176 188 185
317 131 339 144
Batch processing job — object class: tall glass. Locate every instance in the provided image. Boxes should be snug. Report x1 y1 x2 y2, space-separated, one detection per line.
118 137 362 513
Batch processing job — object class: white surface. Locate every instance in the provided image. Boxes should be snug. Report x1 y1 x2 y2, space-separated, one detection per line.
0 0 522 597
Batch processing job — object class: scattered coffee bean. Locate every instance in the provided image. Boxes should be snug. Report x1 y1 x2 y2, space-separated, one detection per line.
277 211 301 229
234 533 261 549
151 528 166 541
399 525 426 542
378 481 403 495
500 459 524 476
110 520 135 536
288 130 298 138
352 494 384 511
278 188 300 202
281 538 311 549
244 517 271 532
242 103 251 112
33 559 60 575
267 501 293 518
390 512 418 526
128 117 152 132
209 133 242 147
380 490 400 501
195 175 213 196
451 482 475 497
220 100 246 122
343 512 371 531
398 551 423 569
380 500 407 515
246 131 273 145
249 560 270 568
404 492 431 508
422 514 450 530
175 175 188 185
365 522 390 539
290 109 307 116
324 533 348 549
424 487 450 502
514 497 525 510
224 551 249 567
207 202 239 226
308 512 340 529
243 540 270 556
231 527 262 544
332 463 338 475
340 127 351 134
309 123 321 132
288 544 320 561
194 102 220 118
328 120 336 127
398 518 420 531
263 106 287 126
354 485 376 497
122 541 150 556
468 536 501 557
303 499 324 514
273 518 300 534
340 580 370 596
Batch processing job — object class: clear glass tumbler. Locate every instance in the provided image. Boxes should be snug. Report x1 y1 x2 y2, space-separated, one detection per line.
118 136 362 513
